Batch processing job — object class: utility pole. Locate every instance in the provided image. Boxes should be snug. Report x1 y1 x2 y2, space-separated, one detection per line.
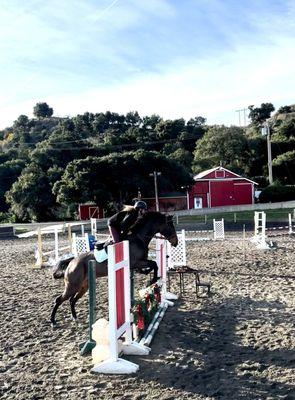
236 108 248 126
236 109 241 126
181 185 190 210
149 171 161 211
261 121 273 184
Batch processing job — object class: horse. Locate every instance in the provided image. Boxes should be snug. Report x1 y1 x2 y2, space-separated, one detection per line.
50 212 178 326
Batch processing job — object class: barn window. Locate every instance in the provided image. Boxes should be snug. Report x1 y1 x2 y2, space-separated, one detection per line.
215 170 225 178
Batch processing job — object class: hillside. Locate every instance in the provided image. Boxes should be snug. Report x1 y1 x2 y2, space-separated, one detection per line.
1 102 295 222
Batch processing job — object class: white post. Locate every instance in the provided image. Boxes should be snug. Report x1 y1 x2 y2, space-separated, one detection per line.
35 228 43 268
54 227 59 262
266 122 273 184
68 225 72 251
243 224 246 260
181 229 187 266
108 244 118 363
289 213 293 234
186 190 190 210
261 212 266 244
81 224 85 236
91 218 97 236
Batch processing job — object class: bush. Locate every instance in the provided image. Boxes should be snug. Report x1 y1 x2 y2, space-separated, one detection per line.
259 182 295 203
0 212 16 223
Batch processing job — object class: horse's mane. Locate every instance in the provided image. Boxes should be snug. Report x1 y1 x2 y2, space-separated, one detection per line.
129 211 165 234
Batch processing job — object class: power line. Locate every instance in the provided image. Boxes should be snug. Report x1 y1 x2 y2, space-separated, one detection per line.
1 132 204 152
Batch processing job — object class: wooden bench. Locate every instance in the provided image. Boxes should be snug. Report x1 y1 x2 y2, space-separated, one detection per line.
0 226 15 239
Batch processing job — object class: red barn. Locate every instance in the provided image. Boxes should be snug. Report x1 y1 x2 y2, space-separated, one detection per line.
188 167 256 209
78 204 104 220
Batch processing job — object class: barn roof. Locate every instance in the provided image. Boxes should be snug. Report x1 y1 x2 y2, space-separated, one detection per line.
193 166 257 184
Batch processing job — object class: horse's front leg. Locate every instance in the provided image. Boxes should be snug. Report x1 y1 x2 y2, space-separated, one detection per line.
135 260 158 284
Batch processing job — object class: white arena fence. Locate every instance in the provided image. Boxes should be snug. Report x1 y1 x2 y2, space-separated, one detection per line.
17 221 94 267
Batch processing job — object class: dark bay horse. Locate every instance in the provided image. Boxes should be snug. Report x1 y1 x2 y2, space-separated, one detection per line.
50 212 178 326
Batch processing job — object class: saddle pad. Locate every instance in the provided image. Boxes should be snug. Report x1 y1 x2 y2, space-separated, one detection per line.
94 248 108 263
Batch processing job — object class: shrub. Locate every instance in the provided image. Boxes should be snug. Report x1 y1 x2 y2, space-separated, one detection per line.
259 182 295 203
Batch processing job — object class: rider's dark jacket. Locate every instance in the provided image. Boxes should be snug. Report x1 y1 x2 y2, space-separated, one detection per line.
108 208 140 240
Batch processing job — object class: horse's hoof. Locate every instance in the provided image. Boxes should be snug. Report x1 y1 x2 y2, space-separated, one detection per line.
51 319 58 328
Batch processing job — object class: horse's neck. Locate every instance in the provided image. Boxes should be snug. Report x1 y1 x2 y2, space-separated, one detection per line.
137 222 159 246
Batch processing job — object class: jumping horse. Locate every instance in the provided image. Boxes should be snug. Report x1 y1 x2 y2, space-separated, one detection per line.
50 212 178 326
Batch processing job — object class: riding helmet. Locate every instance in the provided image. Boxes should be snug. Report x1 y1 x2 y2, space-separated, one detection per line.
134 200 147 210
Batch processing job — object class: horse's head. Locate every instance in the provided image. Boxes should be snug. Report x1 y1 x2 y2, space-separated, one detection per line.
159 214 178 247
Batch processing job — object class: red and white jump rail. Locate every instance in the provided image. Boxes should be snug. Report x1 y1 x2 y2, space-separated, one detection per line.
92 241 149 375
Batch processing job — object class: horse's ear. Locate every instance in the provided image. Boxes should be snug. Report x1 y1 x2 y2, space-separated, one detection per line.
167 214 174 221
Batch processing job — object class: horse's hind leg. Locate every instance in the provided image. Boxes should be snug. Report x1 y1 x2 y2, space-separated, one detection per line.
50 289 73 326
69 285 88 322
149 260 158 284
135 260 158 284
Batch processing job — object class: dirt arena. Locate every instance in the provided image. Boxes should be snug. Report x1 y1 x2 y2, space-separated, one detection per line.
0 233 294 400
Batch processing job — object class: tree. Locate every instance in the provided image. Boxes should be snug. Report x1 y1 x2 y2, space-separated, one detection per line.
168 148 193 171
6 164 57 221
155 119 186 140
186 116 206 127
248 103 275 125
142 114 162 131
0 159 26 211
275 118 295 140
31 122 93 169
125 111 141 127
33 102 54 119
54 151 192 212
277 105 292 114
193 126 249 174
272 150 295 184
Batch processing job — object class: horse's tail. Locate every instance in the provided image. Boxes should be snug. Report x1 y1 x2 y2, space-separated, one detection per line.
52 257 74 279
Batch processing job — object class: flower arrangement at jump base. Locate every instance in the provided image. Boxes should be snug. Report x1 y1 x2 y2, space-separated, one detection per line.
132 283 162 338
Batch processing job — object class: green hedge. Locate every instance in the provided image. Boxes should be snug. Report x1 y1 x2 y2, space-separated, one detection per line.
259 183 295 203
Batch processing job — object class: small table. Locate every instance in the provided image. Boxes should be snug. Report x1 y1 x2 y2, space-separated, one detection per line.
167 266 211 296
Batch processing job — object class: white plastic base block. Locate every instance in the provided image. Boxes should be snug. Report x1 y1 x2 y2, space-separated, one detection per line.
256 242 271 250
91 358 139 374
122 341 150 355
166 291 179 301
164 299 174 307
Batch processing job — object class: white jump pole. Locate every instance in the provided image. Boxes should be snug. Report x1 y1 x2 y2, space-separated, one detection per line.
35 227 43 268
54 227 59 262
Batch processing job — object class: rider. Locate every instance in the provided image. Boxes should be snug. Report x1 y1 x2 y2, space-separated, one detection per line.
108 200 148 243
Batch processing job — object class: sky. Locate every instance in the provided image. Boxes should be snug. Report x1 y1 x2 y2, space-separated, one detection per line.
0 0 295 129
